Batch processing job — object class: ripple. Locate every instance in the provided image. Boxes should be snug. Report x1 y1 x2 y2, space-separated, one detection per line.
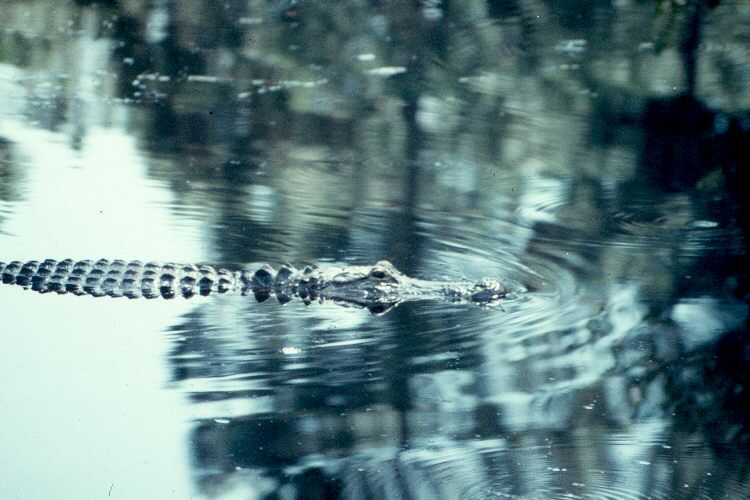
211 432 750 499
504 177 745 257
468 430 750 500
161 197 600 415
1 1 748 498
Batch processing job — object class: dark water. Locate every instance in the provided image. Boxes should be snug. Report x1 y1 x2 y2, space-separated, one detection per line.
1 1 750 498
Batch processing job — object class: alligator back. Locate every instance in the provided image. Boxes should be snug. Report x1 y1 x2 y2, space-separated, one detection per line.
0 259 240 299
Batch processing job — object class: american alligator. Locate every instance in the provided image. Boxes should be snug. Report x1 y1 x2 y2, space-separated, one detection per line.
0 259 506 313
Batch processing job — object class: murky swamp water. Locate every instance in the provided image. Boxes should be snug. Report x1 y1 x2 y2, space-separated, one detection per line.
1 1 750 498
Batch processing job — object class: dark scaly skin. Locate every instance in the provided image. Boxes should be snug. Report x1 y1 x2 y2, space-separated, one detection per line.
0 259 507 314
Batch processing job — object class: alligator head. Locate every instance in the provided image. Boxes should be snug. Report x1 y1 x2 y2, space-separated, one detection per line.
305 261 508 314
305 260 413 313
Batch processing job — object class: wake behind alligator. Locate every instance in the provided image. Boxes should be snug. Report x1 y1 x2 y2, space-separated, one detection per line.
0 259 507 313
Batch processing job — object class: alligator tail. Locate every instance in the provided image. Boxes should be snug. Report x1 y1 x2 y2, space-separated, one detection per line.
0 259 240 299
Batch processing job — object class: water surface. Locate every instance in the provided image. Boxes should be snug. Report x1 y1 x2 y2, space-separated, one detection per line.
1 1 749 498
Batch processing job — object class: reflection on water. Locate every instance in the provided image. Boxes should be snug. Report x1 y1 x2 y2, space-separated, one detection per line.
1 0 750 498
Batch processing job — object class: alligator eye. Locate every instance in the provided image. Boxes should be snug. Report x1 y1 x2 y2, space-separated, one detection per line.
370 270 387 279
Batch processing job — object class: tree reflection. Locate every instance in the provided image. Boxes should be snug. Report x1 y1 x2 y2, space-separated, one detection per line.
1 0 750 497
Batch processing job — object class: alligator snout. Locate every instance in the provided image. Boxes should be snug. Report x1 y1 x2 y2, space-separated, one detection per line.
468 279 508 304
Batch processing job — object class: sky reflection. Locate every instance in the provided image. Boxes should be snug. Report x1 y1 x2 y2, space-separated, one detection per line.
1 0 750 498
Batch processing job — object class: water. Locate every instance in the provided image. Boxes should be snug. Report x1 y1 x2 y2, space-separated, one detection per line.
1 1 749 498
